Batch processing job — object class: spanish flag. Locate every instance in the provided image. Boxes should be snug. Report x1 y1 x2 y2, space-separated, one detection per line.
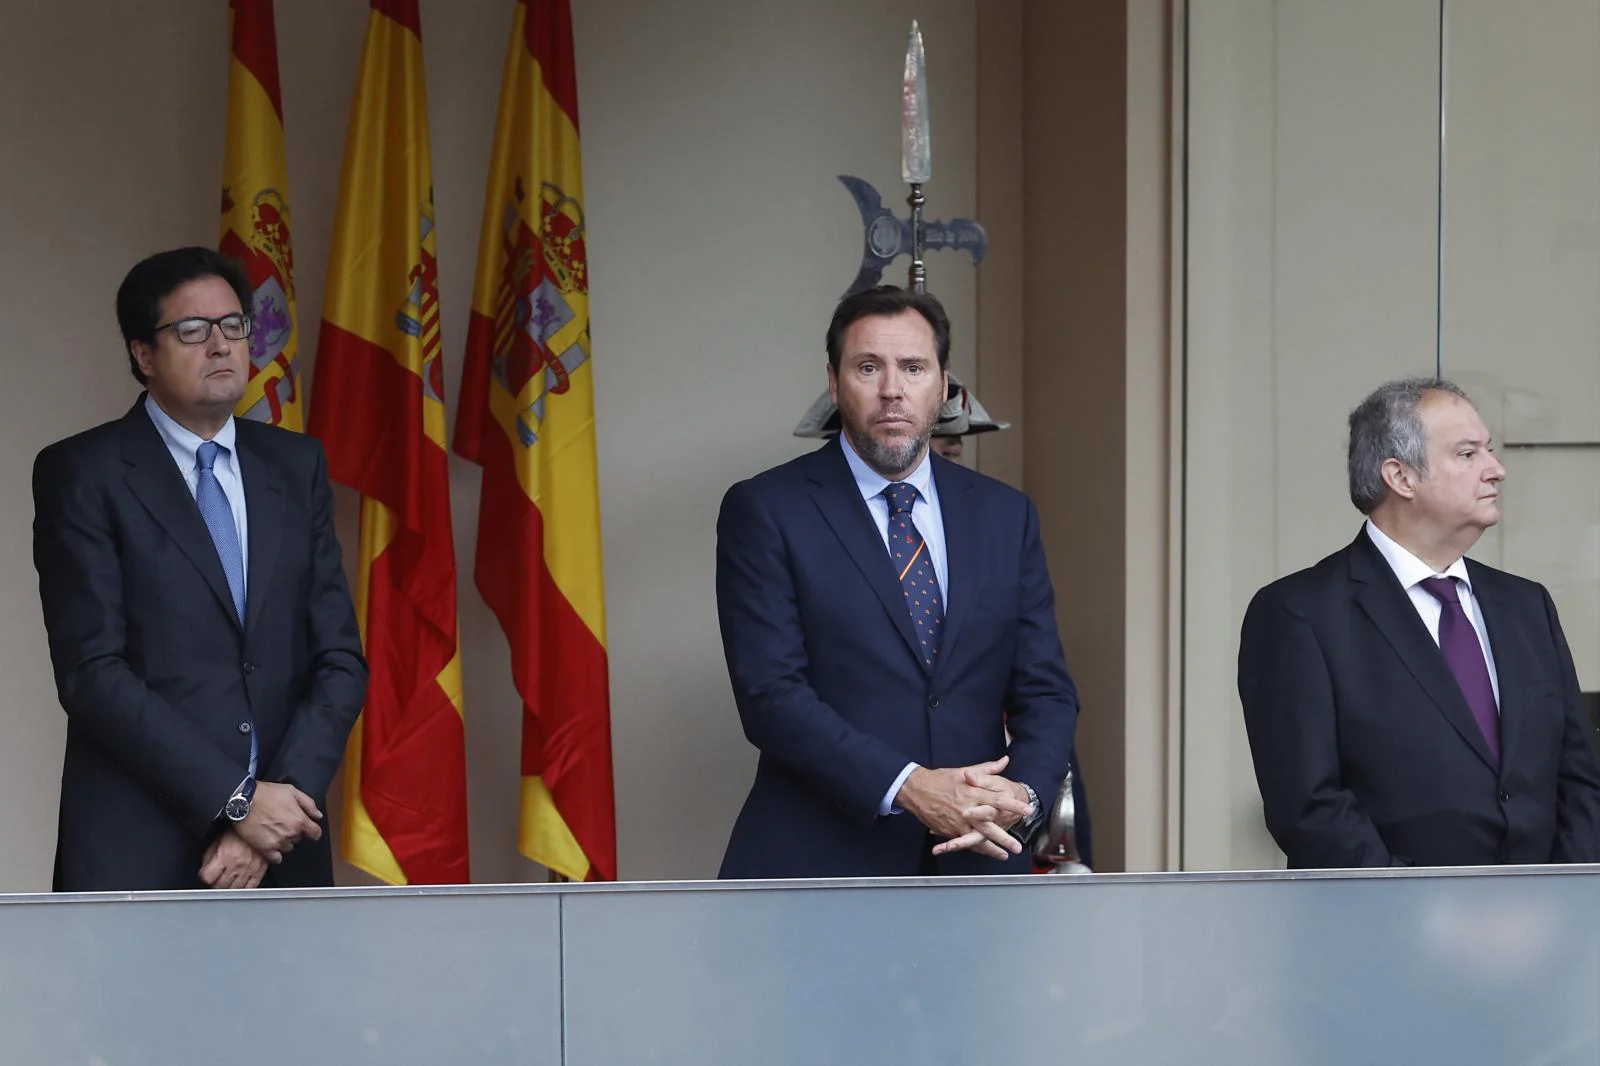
454 0 615 882
308 0 470 885
219 0 300 430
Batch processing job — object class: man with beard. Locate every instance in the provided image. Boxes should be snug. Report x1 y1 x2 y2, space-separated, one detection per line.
714 285 1080 878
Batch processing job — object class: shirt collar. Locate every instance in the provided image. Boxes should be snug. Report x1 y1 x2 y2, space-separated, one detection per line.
838 432 933 505
1364 518 1472 591
144 392 237 469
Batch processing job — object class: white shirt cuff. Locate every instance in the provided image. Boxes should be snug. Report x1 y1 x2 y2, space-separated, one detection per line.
879 762 920 816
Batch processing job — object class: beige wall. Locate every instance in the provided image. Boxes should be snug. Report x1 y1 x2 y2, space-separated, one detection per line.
1181 0 1445 870
1021 0 1132 872
1442 0 1600 687
0 0 980 890
1181 0 1600 871
969 0 1177 874
1123 0 1176 874
975 1 1025 492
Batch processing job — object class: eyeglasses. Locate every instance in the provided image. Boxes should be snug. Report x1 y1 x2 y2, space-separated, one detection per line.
153 313 252 345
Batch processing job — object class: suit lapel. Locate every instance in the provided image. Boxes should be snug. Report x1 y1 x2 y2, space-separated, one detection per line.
1467 562 1519 775
930 458 976 677
119 400 241 631
807 442 922 665
1348 532 1497 770
235 425 283 638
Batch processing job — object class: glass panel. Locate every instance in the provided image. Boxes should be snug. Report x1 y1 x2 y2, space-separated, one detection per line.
1181 0 1442 871
0 888 563 1064
561 873 1598 1065
6 874 1597 1065
1440 0 1600 692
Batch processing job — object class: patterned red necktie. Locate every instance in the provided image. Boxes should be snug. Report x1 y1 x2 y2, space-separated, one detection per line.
883 482 944 669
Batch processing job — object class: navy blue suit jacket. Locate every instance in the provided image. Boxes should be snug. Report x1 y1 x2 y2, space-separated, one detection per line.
34 398 367 891
715 439 1079 878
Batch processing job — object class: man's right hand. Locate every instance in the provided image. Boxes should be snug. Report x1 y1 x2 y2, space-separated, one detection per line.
234 782 323 863
199 828 269 889
895 756 1034 861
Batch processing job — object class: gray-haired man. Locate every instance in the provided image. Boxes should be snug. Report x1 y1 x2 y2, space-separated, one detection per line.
1238 377 1600 868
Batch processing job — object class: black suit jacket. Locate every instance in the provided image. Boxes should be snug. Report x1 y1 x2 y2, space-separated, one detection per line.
714 440 1079 879
33 398 367 891
1238 528 1600 868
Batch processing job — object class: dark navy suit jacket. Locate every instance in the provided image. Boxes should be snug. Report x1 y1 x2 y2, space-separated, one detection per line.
1239 529 1600 868
34 398 367 891
715 439 1079 878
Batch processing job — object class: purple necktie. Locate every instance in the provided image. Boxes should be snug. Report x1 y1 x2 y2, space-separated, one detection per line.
1419 576 1500 765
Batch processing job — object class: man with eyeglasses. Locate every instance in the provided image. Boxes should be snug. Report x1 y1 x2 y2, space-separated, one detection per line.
31 246 367 891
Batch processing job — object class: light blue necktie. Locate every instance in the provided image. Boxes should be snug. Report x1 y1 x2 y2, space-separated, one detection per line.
197 441 256 785
196 441 246 624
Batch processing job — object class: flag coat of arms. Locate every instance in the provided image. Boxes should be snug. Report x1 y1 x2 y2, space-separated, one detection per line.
455 0 616 882
220 0 301 430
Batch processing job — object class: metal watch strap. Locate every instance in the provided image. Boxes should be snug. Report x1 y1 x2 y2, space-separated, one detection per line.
1010 782 1043 842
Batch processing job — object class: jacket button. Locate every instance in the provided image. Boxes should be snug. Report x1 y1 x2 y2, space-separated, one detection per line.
242 661 255 674
927 694 939 708
1499 791 1510 803
238 722 252 734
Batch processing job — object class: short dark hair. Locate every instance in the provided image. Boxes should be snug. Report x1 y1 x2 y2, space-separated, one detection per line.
116 247 252 385
825 285 951 371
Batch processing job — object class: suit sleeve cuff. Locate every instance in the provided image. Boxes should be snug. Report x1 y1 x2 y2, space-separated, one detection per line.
879 762 920 817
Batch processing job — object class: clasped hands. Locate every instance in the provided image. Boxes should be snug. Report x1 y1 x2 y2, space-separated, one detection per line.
199 782 324 889
895 755 1035 861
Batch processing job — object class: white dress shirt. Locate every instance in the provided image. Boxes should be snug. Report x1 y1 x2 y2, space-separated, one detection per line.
1364 519 1500 708
837 435 947 816
144 393 249 577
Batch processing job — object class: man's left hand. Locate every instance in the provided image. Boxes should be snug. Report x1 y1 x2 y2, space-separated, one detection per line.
200 828 269 889
960 765 1032 829
930 768 1035 857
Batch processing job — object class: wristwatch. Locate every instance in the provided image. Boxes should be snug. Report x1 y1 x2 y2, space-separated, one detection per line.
1009 781 1044 843
223 776 256 822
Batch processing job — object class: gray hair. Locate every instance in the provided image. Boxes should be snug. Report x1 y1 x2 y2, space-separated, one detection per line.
1347 377 1473 514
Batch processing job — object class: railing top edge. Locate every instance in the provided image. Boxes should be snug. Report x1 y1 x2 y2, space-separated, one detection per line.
4 861 1598 905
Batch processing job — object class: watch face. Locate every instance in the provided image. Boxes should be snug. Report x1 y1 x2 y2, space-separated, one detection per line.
224 795 251 822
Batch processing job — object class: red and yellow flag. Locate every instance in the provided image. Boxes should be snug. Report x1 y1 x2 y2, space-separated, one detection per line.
220 0 300 430
308 0 469 885
454 0 615 882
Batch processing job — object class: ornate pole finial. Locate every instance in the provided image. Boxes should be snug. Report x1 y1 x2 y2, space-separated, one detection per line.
902 20 930 294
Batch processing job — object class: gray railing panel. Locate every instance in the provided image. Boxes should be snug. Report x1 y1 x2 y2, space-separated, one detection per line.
0 887 563 1065
560 870 1600 1066
1 869 1596 1065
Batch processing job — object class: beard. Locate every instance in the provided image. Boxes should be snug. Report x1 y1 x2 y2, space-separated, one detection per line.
845 422 932 478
